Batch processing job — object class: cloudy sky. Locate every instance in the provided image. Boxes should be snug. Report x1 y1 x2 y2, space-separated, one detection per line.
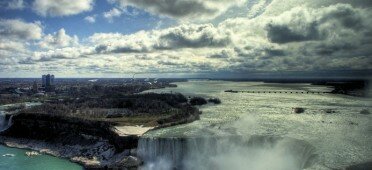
0 0 371 78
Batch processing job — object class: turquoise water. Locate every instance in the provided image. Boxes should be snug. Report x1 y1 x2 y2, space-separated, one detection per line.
0 102 82 170
0 145 82 170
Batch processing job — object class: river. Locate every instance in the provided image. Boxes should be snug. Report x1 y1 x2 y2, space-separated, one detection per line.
0 102 82 170
139 80 372 170
0 81 370 170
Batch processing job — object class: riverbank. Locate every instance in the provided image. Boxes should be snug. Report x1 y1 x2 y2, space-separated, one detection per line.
0 137 120 168
0 106 201 169
0 144 82 170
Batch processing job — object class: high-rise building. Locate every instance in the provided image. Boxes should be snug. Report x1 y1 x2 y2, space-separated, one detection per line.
46 74 51 87
42 75 46 87
51 75 55 85
42 74 55 92
32 80 38 93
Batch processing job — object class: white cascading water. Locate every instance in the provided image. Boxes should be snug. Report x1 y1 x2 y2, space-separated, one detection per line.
7 115 13 127
0 111 6 130
140 81 372 169
137 135 318 170
0 111 13 132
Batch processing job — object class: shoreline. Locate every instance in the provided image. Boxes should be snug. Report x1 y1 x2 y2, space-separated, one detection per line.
0 137 87 168
0 110 201 169
0 136 121 168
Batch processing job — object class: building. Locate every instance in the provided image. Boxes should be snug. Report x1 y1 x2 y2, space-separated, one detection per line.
32 80 38 93
42 74 55 92
42 75 46 87
51 75 55 85
46 74 51 87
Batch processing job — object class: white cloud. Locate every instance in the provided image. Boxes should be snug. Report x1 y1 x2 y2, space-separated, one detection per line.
2 1 372 77
84 15 96 23
103 8 123 23
90 23 231 53
32 0 94 17
38 28 79 49
0 19 42 69
0 40 26 52
0 19 43 40
248 0 267 18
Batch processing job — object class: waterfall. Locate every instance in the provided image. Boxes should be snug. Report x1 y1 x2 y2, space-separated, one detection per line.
138 135 318 170
0 112 13 132
0 112 5 129
7 115 13 127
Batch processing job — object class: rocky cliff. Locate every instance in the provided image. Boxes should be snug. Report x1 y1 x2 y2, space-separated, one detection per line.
0 113 143 168
0 110 201 168
1 113 138 151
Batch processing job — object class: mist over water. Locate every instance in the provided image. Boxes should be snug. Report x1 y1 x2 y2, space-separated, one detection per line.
140 81 372 170
138 136 317 170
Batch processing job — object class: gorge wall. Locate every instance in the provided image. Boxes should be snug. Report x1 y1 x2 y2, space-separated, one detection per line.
0 113 138 152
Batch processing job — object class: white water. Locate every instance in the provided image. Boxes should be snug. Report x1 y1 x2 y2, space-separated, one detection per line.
0 114 13 132
138 81 372 170
0 111 8 131
0 102 41 131
0 109 13 132
138 136 318 170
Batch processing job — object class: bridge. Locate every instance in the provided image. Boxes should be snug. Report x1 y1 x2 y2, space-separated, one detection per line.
224 90 333 94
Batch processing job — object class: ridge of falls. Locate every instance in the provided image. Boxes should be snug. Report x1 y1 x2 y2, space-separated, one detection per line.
137 135 318 170
0 102 41 132
0 111 13 132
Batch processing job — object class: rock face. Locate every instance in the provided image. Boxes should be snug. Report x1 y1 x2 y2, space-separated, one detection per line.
346 161 372 170
360 109 370 115
208 98 221 104
292 107 305 114
189 97 207 106
0 113 139 151
0 113 143 168
0 111 202 168
115 156 142 168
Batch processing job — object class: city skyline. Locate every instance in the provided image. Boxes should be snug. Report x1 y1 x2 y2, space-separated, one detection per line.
1 0 372 78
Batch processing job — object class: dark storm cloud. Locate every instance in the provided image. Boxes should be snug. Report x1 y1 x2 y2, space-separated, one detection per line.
110 0 243 20
95 44 149 54
266 22 320 43
319 5 364 30
94 45 108 53
232 45 286 60
124 0 216 18
156 31 230 49
312 42 356 56
265 49 285 56
266 4 371 44
155 24 231 49
110 46 148 53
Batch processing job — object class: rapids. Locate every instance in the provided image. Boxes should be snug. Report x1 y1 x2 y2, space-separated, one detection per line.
139 80 372 170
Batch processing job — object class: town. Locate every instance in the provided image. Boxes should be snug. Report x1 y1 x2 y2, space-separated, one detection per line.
0 75 181 105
